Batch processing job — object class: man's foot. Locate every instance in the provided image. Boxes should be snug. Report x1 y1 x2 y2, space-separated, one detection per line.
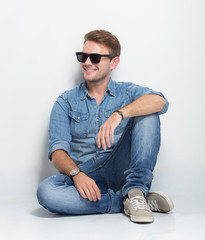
123 189 154 223
147 192 174 213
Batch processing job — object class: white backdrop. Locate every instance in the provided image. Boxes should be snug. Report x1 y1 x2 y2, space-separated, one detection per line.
0 0 204 203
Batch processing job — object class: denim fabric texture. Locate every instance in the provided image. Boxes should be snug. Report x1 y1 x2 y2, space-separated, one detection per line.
37 78 168 215
37 113 162 214
48 78 168 163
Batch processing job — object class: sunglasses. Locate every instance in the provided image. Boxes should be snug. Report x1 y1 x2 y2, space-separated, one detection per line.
76 52 115 64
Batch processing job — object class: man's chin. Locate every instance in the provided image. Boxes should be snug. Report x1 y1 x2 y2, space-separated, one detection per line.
83 73 109 83
83 74 98 82
84 78 99 83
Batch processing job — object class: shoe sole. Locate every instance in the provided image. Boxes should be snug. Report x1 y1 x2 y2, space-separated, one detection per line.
147 192 174 212
124 209 154 223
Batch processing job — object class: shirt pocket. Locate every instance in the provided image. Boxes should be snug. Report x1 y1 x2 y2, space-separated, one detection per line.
69 111 89 138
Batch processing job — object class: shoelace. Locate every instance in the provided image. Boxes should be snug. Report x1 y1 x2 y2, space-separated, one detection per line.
147 200 160 211
129 196 150 210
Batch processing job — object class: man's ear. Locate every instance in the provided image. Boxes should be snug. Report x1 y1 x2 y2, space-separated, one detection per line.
110 57 120 70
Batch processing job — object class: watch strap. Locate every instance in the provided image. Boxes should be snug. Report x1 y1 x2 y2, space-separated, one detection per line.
113 110 124 120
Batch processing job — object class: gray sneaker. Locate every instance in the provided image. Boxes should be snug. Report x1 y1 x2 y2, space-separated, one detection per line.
123 189 154 223
147 192 174 213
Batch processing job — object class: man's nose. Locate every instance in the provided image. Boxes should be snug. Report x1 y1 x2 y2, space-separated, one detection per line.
84 56 92 65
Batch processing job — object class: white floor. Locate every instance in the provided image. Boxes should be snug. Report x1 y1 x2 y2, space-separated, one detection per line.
1 193 205 240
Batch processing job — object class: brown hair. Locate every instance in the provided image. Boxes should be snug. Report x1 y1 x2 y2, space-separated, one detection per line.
84 30 121 57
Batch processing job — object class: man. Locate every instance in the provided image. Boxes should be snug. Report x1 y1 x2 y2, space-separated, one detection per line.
37 30 174 223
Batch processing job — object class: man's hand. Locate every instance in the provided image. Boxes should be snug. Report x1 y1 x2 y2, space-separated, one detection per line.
73 172 101 202
97 112 122 150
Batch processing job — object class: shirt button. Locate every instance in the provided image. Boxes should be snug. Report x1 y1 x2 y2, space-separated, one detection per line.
96 118 99 121
77 116 80 120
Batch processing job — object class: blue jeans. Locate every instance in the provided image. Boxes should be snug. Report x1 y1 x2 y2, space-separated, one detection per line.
37 114 161 214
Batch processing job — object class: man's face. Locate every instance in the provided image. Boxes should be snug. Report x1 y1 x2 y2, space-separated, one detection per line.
80 41 115 83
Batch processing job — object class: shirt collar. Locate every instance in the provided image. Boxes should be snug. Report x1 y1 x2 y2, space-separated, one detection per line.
106 78 116 97
80 82 89 100
80 78 116 100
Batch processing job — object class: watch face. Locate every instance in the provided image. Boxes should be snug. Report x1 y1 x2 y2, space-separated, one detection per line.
70 169 80 176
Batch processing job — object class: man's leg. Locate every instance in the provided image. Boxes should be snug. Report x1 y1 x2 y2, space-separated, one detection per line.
37 114 173 217
99 113 172 223
120 113 173 222
122 113 161 197
99 113 160 196
37 172 123 215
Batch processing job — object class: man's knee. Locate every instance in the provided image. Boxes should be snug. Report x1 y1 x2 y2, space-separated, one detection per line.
131 113 161 160
132 113 160 138
133 113 160 127
36 178 54 210
36 174 71 212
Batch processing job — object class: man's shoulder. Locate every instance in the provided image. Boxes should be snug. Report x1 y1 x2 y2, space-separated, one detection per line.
60 83 83 100
113 80 137 90
115 80 134 86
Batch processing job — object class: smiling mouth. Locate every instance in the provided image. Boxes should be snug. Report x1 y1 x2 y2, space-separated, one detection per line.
85 69 96 72
83 67 98 72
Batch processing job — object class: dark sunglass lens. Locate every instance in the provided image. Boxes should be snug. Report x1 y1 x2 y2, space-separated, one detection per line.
76 53 88 62
90 54 101 63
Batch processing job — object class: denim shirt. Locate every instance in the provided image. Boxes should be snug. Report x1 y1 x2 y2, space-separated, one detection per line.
48 78 168 164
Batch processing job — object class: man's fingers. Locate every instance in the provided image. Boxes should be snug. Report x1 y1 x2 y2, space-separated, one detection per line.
83 185 101 202
78 189 87 199
97 129 103 148
97 128 107 150
110 130 114 144
105 128 111 149
97 126 114 150
97 112 121 149
76 178 101 202
107 126 115 145
91 182 101 201
83 187 94 201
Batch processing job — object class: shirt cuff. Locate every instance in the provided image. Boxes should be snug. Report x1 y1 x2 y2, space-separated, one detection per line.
143 90 169 115
48 140 70 160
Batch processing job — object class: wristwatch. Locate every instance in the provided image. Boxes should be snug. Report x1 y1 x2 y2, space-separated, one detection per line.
70 169 81 177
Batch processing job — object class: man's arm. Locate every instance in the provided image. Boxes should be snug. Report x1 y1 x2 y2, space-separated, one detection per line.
97 94 166 150
119 94 166 118
51 150 101 202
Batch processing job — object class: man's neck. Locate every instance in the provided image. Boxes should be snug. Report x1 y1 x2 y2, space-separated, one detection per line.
86 78 110 105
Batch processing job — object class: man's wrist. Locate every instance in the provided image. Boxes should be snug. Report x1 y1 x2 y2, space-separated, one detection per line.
72 171 84 181
70 168 82 178
113 110 124 120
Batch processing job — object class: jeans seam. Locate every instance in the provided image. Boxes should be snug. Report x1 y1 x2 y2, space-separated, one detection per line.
99 167 110 189
108 190 114 213
124 186 147 197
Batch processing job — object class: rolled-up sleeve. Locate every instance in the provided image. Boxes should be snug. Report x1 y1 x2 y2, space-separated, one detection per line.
127 83 169 115
48 95 71 160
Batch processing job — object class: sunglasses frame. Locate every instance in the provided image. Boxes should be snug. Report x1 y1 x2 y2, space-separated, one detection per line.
76 52 116 64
